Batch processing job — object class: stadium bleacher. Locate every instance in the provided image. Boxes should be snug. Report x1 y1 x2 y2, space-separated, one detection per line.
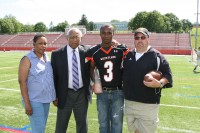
0 32 192 55
0 34 17 46
5 34 34 47
52 33 68 48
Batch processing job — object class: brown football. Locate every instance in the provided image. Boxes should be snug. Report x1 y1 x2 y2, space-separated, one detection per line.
144 70 162 82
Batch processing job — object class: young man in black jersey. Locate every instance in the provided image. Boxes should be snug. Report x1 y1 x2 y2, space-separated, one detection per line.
86 24 128 133
123 27 173 133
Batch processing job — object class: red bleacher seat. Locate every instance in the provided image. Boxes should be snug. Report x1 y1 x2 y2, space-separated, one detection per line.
0 32 192 55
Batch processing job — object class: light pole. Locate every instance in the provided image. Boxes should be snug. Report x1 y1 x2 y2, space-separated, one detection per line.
195 0 199 49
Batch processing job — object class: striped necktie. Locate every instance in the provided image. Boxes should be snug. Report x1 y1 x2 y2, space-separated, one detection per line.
72 50 79 91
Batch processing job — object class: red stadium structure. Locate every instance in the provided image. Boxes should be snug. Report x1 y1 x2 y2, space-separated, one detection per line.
0 32 192 55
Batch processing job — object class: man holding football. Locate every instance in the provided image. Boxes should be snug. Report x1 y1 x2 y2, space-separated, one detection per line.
122 27 173 133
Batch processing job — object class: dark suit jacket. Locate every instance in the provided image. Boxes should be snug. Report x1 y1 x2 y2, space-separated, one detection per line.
51 45 91 109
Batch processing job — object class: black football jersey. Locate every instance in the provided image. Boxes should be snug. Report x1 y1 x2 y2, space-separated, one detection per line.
87 44 127 87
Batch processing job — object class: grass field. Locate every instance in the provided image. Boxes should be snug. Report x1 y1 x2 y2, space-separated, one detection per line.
0 51 200 133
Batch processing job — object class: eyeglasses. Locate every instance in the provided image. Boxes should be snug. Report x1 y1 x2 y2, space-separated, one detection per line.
134 36 146 40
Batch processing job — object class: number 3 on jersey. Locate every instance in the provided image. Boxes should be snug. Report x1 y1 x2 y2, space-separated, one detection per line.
104 61 113 82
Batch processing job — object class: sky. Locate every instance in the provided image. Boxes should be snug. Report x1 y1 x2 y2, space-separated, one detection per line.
0 0 198 27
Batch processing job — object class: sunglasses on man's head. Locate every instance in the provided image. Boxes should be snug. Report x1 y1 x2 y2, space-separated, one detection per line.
134 36 146 40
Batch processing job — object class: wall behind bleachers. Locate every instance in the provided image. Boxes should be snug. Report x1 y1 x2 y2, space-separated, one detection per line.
0 33 192 55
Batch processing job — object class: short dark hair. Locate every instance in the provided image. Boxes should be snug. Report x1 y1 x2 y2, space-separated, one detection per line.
33 33 46 43
100 24 114 34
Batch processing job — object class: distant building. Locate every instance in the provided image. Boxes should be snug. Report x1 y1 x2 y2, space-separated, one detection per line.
93 22 128 31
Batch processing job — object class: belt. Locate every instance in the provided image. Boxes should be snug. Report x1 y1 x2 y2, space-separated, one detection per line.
102 86 122 91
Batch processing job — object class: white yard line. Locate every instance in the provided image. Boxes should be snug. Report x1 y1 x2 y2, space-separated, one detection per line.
0 66 17 70
160 103 200 110
159 126 198 133
0 88 19 92
1 87 200 110
0 87 199 132
0 79 17 83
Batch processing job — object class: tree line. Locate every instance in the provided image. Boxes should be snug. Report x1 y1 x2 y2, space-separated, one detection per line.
0 10 193 34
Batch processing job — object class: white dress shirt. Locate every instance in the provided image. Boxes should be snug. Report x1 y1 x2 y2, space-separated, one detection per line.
67 45 83 89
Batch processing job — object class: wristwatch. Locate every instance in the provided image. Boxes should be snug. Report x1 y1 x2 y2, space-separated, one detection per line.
159 81 164 88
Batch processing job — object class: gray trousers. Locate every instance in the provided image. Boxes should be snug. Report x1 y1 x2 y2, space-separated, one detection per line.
55 88 88 133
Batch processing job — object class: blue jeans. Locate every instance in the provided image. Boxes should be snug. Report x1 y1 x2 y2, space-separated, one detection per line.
22 101 50 133
97 89 124 133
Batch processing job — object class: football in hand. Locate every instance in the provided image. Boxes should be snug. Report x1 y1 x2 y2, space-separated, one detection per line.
144 70 162 82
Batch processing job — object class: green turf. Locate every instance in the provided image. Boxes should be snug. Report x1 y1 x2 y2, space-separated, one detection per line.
0 51 200 133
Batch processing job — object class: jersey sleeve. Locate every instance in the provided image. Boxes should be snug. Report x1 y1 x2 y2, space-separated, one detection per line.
117 44 130 56
86 48 93 62
86 45 100 62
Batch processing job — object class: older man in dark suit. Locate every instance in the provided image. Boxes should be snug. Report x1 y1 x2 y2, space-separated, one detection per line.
51 28 91 133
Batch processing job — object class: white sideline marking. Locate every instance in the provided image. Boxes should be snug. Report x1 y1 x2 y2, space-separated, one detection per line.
0 87 199 133
92 97 200 110
0 88 20 92
0 79 17 83
0 66 17 70
160 126 197 133
160 104 200 110
1 87 200 110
